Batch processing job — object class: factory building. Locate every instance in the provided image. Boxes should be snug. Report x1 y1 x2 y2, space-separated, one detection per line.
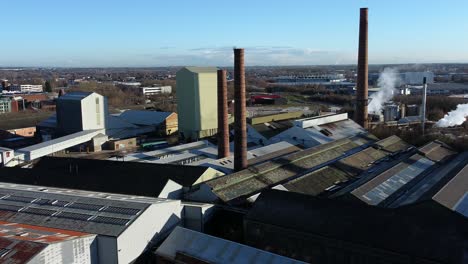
0 156 224 199
176 67 218 140
56 92 106 135
244 190 467 264
0 182 181 264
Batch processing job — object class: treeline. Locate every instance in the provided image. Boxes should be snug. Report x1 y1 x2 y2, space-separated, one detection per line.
69 82 144 107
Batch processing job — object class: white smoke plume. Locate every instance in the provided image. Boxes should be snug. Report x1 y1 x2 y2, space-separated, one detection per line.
435 104 468 127
368 68 400 114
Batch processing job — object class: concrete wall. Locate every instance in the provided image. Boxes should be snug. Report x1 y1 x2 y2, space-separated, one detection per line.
163 113 178 135
97 236 118 264
176 68 218 140
197 71 218 133
81 93 106 131
57 99 82 134
158 179 183 199
176 68 198 140
30 235 98 264
117 200 181 264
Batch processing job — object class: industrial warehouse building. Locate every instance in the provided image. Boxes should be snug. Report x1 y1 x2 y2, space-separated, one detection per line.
245 190 468 264
0 156 224 199
0 182 181 264
176 67 218 140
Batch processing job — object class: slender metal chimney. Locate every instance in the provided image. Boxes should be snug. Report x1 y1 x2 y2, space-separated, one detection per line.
356 7 369 129
217 69 230 159
234 48 248 171
422 77 427 134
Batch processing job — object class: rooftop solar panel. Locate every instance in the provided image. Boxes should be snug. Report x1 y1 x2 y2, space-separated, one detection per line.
21 207 57 216
67 202 103 211
32 198 52 205
91 216 129 226
102 206 140 215
2 195 35 203
0 204 23 212
50 200 70 207
56 211 93 221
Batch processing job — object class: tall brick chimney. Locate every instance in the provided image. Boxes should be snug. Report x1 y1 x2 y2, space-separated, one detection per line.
234 48 247 171
356 7 369 129
217 69 230 158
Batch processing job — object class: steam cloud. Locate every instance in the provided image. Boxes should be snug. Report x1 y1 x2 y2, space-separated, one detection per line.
435 104 468 127
368 68 400 114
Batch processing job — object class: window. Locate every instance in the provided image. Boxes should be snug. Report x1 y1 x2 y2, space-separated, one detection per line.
95 98 101 125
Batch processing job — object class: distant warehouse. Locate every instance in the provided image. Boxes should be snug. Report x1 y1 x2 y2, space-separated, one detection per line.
140 85 172 96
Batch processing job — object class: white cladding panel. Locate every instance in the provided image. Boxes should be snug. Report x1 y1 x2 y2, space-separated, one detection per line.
117 200 181 264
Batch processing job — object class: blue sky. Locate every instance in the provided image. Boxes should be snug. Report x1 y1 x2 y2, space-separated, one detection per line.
1 0 467 67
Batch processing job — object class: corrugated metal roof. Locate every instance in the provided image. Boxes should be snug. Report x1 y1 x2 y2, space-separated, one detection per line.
205 135 374 203
156 226 306 264
283 166 355 196
352 154 435 205
419 141 456 162
114 110 173 126
433 163 468 216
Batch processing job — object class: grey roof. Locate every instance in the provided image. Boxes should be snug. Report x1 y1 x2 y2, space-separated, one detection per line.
156 226 306 264
0 182 173 237
183 67 218 74
57 92 93 101
433 162 468 216
114 110 173 126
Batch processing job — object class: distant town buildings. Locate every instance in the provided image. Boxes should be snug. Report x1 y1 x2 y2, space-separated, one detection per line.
176 67 219 140
10 84 43 93
0 98 11 113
